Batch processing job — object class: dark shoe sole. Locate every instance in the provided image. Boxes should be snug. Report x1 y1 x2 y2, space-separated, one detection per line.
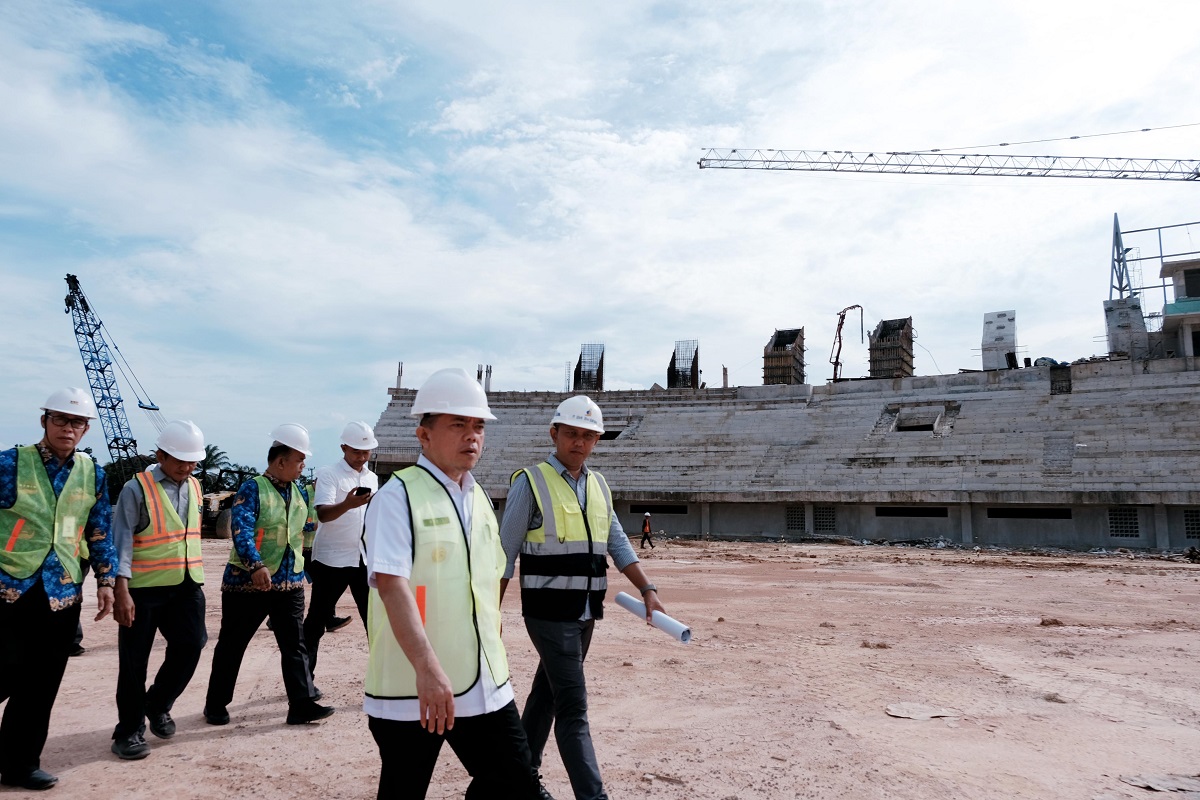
286 705 335 725
325 616 352 632
1 771 59 791
111 742 150 760
203 708 230 726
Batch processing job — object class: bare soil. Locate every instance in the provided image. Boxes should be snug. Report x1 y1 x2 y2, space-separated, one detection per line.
27 539 1200 799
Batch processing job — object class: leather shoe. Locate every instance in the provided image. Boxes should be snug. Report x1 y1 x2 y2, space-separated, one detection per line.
536 775 556 800
147 709 176 739
311 687 324 701
286 702 335 725
111 732 150 760
325 615 352 632
68 643 85 657
0 769 59 790
203 706 230 725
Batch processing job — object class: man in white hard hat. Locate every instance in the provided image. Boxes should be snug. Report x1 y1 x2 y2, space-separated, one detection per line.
301 420 378 688
203 423 332 727
640 512 655 549
363 368 550 799
109 420 209 760
500 395 667 800
0 389 117 791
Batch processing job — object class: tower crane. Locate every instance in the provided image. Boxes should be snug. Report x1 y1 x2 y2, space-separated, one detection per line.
830 304 863 383
697 149 1200 181
63 274 166 491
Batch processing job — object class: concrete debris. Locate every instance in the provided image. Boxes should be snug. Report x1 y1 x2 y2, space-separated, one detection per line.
885 703 960 720
642 773 686 785
1119 774 1200 792
1040 617 1064 626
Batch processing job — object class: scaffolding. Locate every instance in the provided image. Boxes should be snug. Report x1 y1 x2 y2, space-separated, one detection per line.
573 342 605 392
763 328 805 385
868 318 914 378
668 340 700 389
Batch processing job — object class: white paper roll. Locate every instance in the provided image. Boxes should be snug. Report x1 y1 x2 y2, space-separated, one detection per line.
614 592 692 644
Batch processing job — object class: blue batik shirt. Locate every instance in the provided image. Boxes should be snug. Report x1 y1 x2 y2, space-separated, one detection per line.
221 474 311 592
0 443 118 610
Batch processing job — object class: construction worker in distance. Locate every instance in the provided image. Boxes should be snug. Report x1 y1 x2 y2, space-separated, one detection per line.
363 368 551 800
203 423 333 727
500 395 666 800
109 420 209 760
0 388 118 791
640 512 655 549
302 420 379 693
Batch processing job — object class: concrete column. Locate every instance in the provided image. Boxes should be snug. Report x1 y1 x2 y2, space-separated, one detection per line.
700 502 710 536
1153 504 1170 550
960 502 974 544
804 503 815 536
1183 323 1195 358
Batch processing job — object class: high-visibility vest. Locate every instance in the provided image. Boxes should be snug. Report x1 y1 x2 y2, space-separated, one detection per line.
511 461 612 621
364 465 509 699
302 479 317 550
129 471 204 588
0 446 94 582
227 476 307 574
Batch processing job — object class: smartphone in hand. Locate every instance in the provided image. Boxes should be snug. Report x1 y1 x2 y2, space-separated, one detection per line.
353 487 371 496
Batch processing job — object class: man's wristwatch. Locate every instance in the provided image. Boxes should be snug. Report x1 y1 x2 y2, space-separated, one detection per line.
639 584 657 596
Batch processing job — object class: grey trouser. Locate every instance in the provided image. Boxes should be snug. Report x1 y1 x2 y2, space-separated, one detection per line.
521 617 608 800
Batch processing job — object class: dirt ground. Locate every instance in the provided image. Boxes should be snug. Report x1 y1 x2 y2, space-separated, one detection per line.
22 538 1200 799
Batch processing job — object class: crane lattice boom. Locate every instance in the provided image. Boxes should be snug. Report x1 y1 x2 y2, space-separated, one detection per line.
698 149 1200 181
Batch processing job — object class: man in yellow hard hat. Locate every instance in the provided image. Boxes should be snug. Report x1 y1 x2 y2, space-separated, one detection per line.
362 368 549 799
203 423 332 727
0 389 117 791
110 420 209 760
500 395 666 800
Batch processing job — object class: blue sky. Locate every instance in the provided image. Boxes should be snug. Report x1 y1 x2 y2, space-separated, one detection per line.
2 0 1199 468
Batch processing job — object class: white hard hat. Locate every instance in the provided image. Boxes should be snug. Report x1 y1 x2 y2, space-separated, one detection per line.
409 368 497 420
156 420 206 461
551 395 604 434
42 388 97 419
340 420 378 450
269 422 312 456
644 512 651 517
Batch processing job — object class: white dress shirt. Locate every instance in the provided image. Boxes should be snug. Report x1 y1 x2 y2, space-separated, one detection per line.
312 458 379 568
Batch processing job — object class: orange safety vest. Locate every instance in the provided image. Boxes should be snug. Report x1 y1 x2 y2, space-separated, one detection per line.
129 471 204 588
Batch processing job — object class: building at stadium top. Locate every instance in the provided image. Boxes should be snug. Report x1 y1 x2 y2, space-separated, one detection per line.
372 228 1200 551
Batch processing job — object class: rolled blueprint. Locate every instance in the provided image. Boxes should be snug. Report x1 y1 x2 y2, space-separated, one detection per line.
614 592 692 644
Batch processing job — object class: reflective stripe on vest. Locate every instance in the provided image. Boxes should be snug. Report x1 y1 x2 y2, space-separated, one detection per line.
0 447 94 582
130 471 204 588
364 465 509 700
513 462 612 621
227 477 307 574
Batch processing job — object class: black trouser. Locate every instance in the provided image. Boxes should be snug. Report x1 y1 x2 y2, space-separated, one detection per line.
114 578 208 737
640 532 654 548
302 559 368 679
204 587 316 712
73 558 90 648
523 617 607 800
368 701 542 800
0 581 81 780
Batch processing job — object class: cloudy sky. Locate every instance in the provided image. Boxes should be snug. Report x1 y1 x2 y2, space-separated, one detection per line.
2 0 1198 468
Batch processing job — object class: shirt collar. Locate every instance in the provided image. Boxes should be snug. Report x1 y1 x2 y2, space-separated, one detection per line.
417 454 476 494
546 453 588 479
263 472 291 491
35 440 74 467
148 463 182 486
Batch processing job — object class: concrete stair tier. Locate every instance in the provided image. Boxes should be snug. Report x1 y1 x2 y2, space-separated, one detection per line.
370 358 1200 512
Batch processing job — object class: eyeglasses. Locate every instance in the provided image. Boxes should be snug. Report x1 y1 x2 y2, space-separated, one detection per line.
46 414 89 430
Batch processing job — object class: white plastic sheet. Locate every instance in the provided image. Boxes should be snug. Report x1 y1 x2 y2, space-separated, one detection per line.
615 591 692 644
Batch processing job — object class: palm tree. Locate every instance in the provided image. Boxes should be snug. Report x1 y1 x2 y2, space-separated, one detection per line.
195 444 231 493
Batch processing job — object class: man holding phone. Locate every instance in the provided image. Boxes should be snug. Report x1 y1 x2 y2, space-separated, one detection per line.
302 421 379 688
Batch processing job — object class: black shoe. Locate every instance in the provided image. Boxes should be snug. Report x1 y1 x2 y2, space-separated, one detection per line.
68 643 85 657
111 732 150 760
1 769 59 790
325 615 352 632
147 709 176 739
536 774 556 800
311 687 324 701
286 702 334 725
203 706 230 725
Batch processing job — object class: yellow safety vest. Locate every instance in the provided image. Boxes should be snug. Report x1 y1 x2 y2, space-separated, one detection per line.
512 461 612 621
364 465 509 699
129 471 204 588
0 446 94 582
227 476 307 574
